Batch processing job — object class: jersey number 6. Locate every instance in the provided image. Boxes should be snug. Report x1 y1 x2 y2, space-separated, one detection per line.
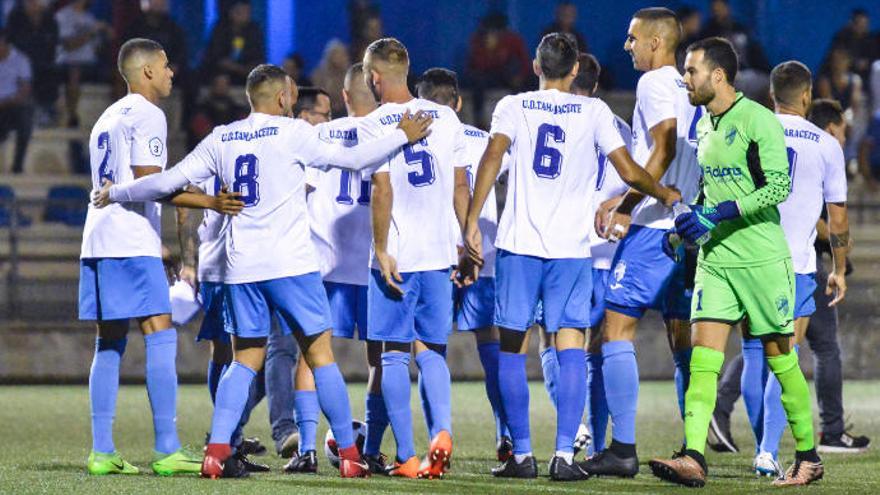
533 123 565 179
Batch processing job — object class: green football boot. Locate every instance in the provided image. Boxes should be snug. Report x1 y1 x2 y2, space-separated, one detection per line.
151 448 202 476
87 451 139 475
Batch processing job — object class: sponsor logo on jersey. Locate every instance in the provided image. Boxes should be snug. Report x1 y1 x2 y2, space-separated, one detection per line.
149 137 164 157
702 165 743 181
724 126 738 145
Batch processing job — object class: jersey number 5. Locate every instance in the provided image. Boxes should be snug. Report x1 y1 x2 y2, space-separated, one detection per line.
233 154 260 206
533 123 565 179
404 138 435 187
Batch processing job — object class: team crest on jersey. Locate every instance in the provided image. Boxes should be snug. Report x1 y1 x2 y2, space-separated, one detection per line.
609 261 626 290
724 126 738 145
775 295 790 316
149 137 164 157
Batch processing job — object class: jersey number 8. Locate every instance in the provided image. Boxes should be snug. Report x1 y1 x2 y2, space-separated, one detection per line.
233 154 260 206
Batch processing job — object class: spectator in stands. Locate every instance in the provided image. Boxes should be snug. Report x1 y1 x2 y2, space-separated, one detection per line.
282 52 313 87
700 0 771 103
830 9 877 85
466 11 530 126
309 39 350 118
541 2 587 53
6 0 59 127
187 73 247 147
818 46 868 160
202 0 265 85
0 29 33 174
858 106 880 191
350 13 383 65
676 6 702 72
55 0 112 128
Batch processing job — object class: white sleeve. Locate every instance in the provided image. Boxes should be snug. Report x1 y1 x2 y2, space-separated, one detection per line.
638 73 676 130
296 121 407 172
111 134 217 202
595 103 626 157
822 137 848 203
130 108 167 167
489 96 518 141
453 123 469 168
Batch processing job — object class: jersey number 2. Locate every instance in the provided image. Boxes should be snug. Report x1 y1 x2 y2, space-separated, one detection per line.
233 154 260 206
533 123 565 179
97 131 113 182
786 147 797 193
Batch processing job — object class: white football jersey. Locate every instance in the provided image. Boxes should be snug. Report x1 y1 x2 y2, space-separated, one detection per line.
458 124 499 278
590 115 632 270
173 112 403 284
490 89 625 259
361 98 467 273
630 65 700 229
81 93 167 258
776 113 848 274
307 117 372 286
196 176 225 283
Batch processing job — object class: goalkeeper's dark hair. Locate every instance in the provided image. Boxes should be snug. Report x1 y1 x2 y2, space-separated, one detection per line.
687 37 738 83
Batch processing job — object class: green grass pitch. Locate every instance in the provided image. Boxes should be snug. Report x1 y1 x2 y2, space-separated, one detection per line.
2 381 878 494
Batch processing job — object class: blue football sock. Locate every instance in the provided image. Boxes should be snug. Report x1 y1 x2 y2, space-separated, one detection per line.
364 393 388 456
499 352 531 455
586 352 608 454
760 345 796 458
210 362 256 444
477 342 509 440
313 363 355 450
539 347 559 410
602 341 638 445
672 348 693 420
207 360 226 404
415 349 452 437
144 329 181 454
417 367 434 438
89 337 127 454
294 390 320 453
556 348 586 453
232 368 265 449
381 352 415 461
742 339 767 451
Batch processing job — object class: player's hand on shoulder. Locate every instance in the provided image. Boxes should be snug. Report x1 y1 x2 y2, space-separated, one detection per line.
826 271 847 307
376 251 404 298
213 186 245 215
91 178 114 208
397 110 433 143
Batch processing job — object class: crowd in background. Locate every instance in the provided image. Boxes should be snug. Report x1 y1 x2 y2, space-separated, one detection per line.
1 0 880 185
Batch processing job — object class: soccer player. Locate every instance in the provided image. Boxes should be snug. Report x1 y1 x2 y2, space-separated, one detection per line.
649 38 823 487
536 53 633 458
80 38 243 476
464 33 680 481
287 69 390 475
729 61 852 477
416 67 513 462
94 63 432 478
586 8 700 478
361 38 472 479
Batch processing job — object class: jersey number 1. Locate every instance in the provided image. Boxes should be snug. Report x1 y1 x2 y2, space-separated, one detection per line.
533 123 565 179
786 147 797 193
336 171 370 205
233 154 260 206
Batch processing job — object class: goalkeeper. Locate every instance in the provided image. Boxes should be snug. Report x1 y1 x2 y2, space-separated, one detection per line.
649 37 822 488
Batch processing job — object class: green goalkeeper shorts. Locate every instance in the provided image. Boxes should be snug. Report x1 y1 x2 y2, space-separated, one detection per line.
691 258 795 336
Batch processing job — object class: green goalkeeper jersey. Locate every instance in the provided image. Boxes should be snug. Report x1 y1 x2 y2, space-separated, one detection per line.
695 93 792 268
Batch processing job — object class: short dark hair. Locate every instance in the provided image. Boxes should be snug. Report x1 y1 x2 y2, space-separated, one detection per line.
808 99 845 130
536 32 578 80
416 68 459 107
117 38 164 77
687 36 738 82
245 64 289 102
633 6 678 21
571 53 600 95
293 86 330 117
771 61 812 107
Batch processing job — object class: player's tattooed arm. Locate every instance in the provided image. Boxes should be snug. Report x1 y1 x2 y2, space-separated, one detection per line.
614 118 677 215
465 134 509 264
826 202 850 306
176 185 202 291
371 172 403 297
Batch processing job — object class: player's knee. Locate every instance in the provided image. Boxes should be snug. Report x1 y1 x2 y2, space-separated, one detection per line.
603 310 638 342
96 335 128 356
473 327 499 345
556 327 586 351
499 328 527 354
666 319 692 351
211 340 232 364
138 313 173 334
